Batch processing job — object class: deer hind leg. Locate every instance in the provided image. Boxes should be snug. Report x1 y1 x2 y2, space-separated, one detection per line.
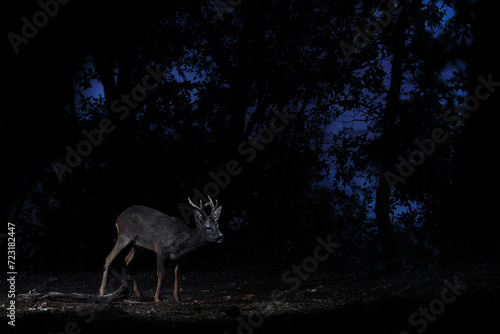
173 263 180 302
125 245 144 297
99 236 131 296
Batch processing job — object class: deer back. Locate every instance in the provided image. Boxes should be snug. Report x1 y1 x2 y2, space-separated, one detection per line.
116 205 191 250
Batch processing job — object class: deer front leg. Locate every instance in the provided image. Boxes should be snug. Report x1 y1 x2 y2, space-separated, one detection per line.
173 263 180 302
154 252 166 303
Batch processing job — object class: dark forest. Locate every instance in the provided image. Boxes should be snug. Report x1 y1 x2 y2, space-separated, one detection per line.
2 0 499 333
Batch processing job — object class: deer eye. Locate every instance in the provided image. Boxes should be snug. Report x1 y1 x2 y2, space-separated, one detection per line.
206 226 212 231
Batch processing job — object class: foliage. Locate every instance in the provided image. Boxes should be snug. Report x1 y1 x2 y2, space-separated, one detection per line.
4 0 496 272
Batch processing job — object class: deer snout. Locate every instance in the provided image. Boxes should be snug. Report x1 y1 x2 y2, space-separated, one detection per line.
216 235 224 243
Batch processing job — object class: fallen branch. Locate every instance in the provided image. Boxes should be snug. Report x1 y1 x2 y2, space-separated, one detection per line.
20 282 130 304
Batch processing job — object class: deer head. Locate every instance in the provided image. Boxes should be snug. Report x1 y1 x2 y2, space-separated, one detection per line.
188 196 224 243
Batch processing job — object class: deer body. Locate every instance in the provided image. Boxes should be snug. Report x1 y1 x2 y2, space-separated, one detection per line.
99 198 223 302
117 205 205 259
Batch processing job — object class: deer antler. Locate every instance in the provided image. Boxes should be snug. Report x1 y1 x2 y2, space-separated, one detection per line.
188 197 202 210
188 197 219 218
188 197 209 218
204 196 218 210
188 197 205 210
204 196 219 217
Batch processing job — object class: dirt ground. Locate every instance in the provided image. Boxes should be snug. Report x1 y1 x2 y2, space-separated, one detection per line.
2 252 500 334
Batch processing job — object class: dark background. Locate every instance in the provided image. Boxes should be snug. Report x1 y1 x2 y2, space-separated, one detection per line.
2 0 499 288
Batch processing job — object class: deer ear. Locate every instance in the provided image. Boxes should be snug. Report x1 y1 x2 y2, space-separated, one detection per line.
212 206 222 221
193 209 204 225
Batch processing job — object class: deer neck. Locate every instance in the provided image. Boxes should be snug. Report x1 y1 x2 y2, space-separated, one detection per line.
172 227 207 259
188 226 207 248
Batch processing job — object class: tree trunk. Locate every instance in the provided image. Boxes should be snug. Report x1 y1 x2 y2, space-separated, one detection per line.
375 174 396 257
375 1 408 258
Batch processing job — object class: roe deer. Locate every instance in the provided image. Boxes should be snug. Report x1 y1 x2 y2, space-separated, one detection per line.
99 196 224 302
